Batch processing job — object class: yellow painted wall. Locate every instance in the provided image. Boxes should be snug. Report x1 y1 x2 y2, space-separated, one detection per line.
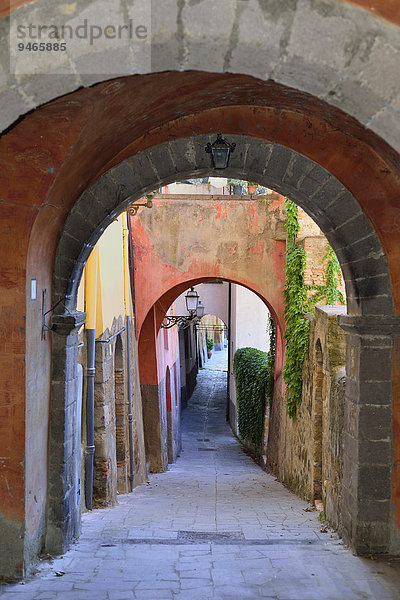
97 218 125 335
77 216 132 336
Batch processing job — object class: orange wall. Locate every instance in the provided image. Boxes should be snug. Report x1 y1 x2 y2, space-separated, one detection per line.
132 195 287 382
131 195 286 338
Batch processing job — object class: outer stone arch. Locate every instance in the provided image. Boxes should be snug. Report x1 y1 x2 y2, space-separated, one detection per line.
50 134 398 558
1 0 400 157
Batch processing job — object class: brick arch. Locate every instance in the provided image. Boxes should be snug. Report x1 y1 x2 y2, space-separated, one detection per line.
2 0 400 159
49 133 400 559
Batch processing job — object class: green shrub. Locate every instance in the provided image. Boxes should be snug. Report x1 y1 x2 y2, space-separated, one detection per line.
234 347 271 451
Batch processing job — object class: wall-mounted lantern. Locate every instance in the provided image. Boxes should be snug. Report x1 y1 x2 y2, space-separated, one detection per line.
196 300 205 319
161 287 205 329
185 287 199 315
205 132 236 169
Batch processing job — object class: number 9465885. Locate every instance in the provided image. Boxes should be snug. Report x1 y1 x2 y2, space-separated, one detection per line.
18 42 67 51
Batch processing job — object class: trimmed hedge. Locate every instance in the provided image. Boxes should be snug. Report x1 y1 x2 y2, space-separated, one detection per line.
234 347 271 451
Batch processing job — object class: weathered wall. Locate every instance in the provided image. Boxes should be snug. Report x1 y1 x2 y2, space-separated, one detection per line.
138 301 180 473
76 220 147 509
132 194 286 358
298 208 346 299
156 324 181 466
93 333 118 508
267 306 347 528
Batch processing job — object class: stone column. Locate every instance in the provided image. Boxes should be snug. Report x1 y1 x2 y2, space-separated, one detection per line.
338 315 400 554
46 311 86 554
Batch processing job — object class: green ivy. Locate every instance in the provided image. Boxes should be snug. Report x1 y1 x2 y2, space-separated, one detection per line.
305 244 345 308
283 199 344 418
283 198 309 417
265 315 276 403
234 347 270 452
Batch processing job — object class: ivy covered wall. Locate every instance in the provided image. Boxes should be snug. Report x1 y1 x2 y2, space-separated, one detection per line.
283 199 344 417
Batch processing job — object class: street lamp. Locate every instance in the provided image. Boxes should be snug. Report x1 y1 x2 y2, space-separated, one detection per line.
161 287 205 329
185 287 199 315
196 300 205 319
205 132 236 169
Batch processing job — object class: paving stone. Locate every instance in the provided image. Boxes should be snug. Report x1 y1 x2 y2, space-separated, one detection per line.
107 591 134 600
1 348 399 599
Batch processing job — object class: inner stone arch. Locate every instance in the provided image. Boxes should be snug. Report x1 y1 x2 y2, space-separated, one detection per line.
55 134 392 318
49 133 397 558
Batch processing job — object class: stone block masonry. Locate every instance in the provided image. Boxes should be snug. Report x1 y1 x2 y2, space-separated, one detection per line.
268 306 347 531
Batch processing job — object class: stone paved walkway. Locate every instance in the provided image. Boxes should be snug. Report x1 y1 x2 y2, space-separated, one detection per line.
2 347 400 599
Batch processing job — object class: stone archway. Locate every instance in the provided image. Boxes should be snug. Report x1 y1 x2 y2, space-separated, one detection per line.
2 0 400 159
1 0 400 581
48 133 399 558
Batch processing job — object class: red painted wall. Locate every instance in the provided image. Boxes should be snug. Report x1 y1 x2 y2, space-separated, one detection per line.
132 195 287 382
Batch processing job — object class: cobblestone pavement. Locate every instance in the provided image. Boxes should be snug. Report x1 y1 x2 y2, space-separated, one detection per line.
2 348 400 599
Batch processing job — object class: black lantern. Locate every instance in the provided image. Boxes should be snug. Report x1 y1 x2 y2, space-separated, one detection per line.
205 132 236 169
161 287 205 329
185 287 199 315
196 300 205 319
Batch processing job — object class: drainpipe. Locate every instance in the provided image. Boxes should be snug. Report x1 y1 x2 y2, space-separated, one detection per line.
84 245 98 510
123 212 135 492
227 282 232 422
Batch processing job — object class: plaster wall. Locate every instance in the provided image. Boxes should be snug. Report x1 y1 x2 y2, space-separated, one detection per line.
139 304 180 472
233 284 271 353
96 218 126 335
156 324 181 464
132 194 286 352
77 217 127 337
76 220 147 508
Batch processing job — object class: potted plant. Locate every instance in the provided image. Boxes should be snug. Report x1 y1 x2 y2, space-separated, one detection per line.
247 182 258 194
228 178 244 195
206 338 214 358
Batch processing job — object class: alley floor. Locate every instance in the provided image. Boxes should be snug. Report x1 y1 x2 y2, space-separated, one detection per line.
2 348 400 600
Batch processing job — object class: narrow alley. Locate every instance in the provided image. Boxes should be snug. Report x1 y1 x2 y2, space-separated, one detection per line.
1 349 399 600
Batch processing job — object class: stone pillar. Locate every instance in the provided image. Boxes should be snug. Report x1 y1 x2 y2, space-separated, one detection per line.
46 311 86 554
338 315 400 554
92 339 118 508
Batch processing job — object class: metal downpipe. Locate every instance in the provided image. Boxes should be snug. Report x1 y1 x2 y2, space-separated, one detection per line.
126 315 135 492
227 282 232 422
123 212 135 492
84 245 98 510
85 328 96 510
